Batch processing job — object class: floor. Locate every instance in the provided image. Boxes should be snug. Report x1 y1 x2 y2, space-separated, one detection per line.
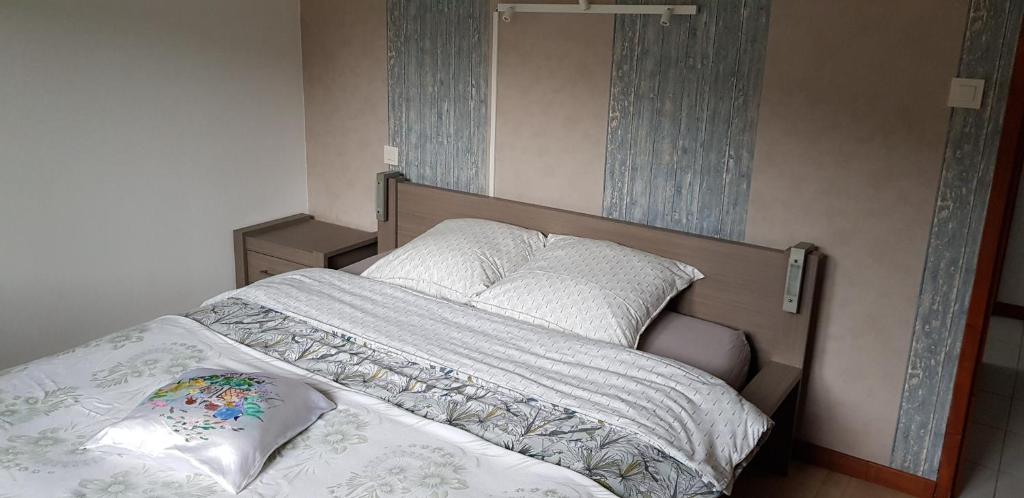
732 461 912 498
957 316 1024 498
729 317 1024 498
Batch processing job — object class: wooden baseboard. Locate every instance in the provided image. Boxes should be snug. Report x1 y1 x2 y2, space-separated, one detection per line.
993 301 1024 320
795 441 936 498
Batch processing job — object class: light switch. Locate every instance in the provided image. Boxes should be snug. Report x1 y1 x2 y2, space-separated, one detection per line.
384 145 399 166
948 78 985 109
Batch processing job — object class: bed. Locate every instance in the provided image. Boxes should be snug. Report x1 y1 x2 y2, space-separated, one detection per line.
0 173 822 498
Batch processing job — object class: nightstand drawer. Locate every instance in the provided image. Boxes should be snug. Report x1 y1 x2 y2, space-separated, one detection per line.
246 251 307 283
246 236 321 267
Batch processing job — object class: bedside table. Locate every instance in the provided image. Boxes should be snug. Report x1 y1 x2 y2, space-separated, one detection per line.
233 214 377 287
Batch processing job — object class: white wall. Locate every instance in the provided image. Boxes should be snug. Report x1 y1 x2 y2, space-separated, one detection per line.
1001 175 1024 306
0 0 308 369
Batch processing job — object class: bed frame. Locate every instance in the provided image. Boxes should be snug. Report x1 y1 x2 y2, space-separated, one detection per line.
375 172 824 473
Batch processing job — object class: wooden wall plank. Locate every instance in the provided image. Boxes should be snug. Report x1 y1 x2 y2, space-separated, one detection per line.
892 0 1024 478
694 0 743 236
604 12 641 221
623 9 663 224
386 0 490 194
721 0 770 240
667 2 711 232
386 0 406 179
646 9 690 229
603 0 771 241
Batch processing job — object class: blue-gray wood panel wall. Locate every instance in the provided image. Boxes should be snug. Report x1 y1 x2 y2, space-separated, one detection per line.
386 0 491 194
602 0 771 241
892 0 1024 478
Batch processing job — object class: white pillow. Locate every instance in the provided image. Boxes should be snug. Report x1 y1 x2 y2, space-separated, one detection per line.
84 368 335 494
470 234 704 347
363 218 546 303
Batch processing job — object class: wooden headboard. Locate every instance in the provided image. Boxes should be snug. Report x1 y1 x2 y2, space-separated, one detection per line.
376 175 823 371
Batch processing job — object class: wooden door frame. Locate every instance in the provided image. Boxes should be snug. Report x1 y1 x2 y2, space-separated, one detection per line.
933 27 1024 498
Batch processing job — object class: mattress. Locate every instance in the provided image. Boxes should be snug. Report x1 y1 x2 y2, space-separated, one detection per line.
0 269 769 497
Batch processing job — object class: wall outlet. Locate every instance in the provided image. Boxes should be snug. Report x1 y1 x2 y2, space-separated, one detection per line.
384 145 399 166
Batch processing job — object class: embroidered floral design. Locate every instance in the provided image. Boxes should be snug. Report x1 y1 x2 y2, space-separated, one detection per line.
90 343 206 389
502 489 577 498
73 471 142 498
0 386 80 426
270 407 372 480
333 444 469 498
284 407 369 456
146 372 276 442
0 424 100 474
69 467 220 498
87 329 146 352
56 329 147 360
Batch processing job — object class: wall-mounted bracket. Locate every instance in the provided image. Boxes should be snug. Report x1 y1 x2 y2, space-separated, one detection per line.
376 171 406 222
496 2 697 23
783 242 816 313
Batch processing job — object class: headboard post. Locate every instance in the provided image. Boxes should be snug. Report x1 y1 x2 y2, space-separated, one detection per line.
376 172 405 252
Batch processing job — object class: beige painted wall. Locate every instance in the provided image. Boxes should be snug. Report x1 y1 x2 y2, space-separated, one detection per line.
0 0 309 369
745 0 967 463
302 0 387 232
492 11 613 215
1000 175 1024 306
301 1 970 467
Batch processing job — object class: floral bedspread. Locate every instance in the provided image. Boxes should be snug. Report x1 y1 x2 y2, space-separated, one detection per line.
0 317 610 497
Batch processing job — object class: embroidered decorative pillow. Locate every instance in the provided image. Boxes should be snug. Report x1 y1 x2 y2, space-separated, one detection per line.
470 234 704 348
362 218 546 303
84 368 335 494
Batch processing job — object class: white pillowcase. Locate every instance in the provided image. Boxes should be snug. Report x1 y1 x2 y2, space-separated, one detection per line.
470 234 704 347
85 368 335 494
363 218 546 303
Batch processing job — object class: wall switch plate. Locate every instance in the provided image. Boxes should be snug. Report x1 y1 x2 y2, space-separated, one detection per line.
948 78 985 109
384 145 399 166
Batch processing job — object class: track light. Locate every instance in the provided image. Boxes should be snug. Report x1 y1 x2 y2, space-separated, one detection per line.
579 0 589 10
502 6 514 22
660 8 671 26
